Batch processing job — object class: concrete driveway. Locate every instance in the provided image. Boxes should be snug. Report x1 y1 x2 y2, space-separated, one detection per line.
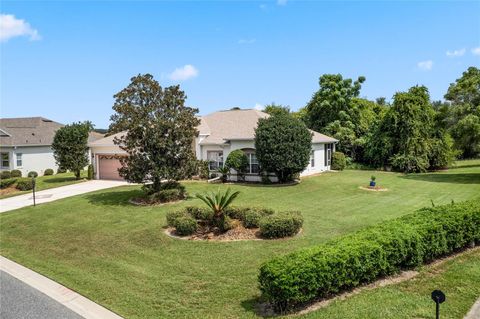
0 180 129 213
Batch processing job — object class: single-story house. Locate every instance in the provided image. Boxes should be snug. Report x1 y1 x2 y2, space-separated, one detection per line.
0 117 103 177
89 109 337 181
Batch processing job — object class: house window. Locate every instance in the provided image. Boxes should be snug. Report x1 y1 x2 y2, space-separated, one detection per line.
245 152 260 174
325 144 332 166
1 153 9 169
16 153 23 167
310 150 315 167
207 151 223 171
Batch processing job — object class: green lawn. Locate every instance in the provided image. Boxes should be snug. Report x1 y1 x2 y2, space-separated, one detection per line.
0 171 86 199
0 163 479 318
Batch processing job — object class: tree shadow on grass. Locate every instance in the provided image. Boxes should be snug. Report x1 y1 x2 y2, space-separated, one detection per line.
42 177 77 184
400 173 480 184
85 188 143 206
449 163 480 170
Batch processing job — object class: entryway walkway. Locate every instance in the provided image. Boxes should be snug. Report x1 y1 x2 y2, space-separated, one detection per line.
0 180 129 213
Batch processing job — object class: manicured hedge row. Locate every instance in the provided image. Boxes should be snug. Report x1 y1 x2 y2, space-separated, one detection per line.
258 199 480 311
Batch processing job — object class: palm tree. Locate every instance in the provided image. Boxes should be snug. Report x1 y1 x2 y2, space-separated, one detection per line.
217 166 230 183
195 188 240 230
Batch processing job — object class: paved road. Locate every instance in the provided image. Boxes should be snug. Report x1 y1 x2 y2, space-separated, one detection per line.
0 270 84 319
0 180 129 213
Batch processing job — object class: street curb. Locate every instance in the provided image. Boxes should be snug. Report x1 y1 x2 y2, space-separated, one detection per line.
464 298 480 319
0 256 124 319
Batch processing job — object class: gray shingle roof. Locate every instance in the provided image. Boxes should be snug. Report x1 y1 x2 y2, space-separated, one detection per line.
89 109 337 147
199 109 337 145
0 117 105 147
0 117 63 146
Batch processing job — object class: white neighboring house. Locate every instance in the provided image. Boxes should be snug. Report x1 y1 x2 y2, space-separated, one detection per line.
0 117 103 177
89 109 337 181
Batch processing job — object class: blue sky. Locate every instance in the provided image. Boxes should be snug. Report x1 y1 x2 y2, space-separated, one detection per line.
1 1 479 128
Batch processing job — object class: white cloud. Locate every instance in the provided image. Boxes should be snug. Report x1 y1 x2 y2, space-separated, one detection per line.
238 38 256 45
277 0 287 5
168 64 199 81
472 47 480 56
0 14 40 42
446 48 466 57
417 60 433 71
254 103 264 111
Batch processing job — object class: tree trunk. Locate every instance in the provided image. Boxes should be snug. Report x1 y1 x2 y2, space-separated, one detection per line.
75 170 81 180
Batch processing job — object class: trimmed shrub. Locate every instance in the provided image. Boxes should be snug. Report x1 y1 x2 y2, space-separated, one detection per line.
44 168 54 176
225 150 249 180
149 189 185 203
331 152 347 171
0 178 17 189
87 164 94 180
27 171 38 178
258 200 480 311
259 211 303 239
10 170 22 178
185 206 213 221
225 206 250 220
197 160 209 179
1 171 12 179
174 216 197 236
166 210 188 227
223 216 234 231
16 179 34 191
243 208 275 228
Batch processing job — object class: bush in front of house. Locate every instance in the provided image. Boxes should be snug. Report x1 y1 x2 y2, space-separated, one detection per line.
16 179 34 191
149 189 185 203
27 171 38 178
255 115 312 183
44 168 54 176
259 211 303 239
10 170 22 178
258 199 480 311
0 178 17 189
87 164 94 180
225 150 249 181
331 152 347 171
57 167 67 174
173 215 197 236
1 171 11 179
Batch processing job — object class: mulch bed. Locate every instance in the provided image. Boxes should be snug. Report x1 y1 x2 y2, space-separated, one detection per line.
358 185 388 192
165 220 263 241
128 197 184 206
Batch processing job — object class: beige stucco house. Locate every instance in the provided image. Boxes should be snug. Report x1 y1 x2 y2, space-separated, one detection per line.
88 109 337 181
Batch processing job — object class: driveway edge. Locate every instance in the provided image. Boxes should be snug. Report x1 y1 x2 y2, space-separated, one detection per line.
464 298 480 319
0 256 124 319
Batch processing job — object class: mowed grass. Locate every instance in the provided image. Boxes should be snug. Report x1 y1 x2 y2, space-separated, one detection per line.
0 171 87 199
0 162 479 318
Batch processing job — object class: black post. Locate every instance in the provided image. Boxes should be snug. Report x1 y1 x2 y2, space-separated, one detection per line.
431 290 445 319
32 177 36 206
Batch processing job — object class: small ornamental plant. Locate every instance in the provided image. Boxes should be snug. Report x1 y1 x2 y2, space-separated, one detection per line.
370 175 376 187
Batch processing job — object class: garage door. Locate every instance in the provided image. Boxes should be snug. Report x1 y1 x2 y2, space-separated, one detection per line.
98 155 125 181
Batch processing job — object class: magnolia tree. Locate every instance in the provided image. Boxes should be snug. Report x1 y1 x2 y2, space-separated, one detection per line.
254 115 312 183
109 74 200 193
52 121 93 180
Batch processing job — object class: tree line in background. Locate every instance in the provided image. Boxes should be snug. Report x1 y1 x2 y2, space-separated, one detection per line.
265 66 480 172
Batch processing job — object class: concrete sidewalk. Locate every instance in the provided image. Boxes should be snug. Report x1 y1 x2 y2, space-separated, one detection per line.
0 256 124 319
0 180 128 213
